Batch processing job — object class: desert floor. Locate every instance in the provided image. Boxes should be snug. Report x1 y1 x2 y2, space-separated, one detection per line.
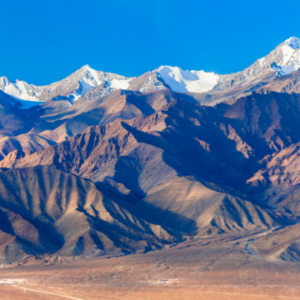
1 230 300 300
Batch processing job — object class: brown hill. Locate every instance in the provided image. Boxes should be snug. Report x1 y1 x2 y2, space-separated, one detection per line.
0 165 180 263
260 69 300 94
0 89 197 158
136 176 285 236
246 142 300 218
2 93 297 237
253 223 300 262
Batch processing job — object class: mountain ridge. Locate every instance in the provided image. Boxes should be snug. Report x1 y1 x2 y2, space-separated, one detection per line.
2 37 300 108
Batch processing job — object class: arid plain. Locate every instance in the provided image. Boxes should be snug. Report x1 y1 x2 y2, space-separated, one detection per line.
2 230 300 300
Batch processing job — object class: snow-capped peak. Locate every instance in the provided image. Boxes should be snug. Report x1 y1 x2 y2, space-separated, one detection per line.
2 36 300 107
269 36 300 76
157 66 220 93
282 36 300 50
79 65 102 85
67 65 104 101
0 65 133 104
65 65 132 102
85 66 102 85
0 76 40 101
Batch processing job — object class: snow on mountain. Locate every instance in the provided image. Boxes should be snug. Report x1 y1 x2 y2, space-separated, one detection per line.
155 37 300 95
270 37 300 76
65 66 105 102
0 77 44 109
0 89 44 110
47 65 134 103
0 65 133 104
279 36 300 62
64 67 133 102
252 36 300 77
213 36 300 93
2 36 300 108
157 66 220 93
109 78 131 89
154 38 300 95
0 77 40 101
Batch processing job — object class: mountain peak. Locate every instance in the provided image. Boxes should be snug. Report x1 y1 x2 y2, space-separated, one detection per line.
77 64 98 74
284 36 300 50
81 64 91 70
156 65 219 94
275 36 300 58
267 36 300 76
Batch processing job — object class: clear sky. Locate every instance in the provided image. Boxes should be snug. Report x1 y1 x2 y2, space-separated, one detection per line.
1 0 300 85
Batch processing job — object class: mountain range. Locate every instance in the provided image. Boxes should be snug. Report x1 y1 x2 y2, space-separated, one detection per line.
2 37 300 106
1 37 300 264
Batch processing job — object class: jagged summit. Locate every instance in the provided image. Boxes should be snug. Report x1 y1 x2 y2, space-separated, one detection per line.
151 36 300 96
269 36 300 76
81 64 91 69
1 36 300 106
0 64 133 105
280 36 300 50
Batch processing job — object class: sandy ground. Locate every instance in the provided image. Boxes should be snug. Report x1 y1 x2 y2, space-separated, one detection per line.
1 230 300 299
2 284 300 300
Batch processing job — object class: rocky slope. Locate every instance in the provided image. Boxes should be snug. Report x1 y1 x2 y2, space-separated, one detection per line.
0 165 180 263
2 93 299 240
0 91 300 262
253 223 300 262
0 89 197 158
260 68 300 94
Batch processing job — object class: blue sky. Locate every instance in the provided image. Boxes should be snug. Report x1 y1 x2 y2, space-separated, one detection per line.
1 0 300 85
